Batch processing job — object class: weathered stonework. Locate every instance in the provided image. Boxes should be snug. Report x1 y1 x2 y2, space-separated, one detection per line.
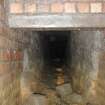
21 31 44 105
68 30 104 105
7 0 105 28
0 1 32 105
1 0 105 105
8 0 105 14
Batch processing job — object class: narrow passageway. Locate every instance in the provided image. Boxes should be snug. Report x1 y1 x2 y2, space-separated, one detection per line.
21 31 74 105
40 31 70 88
20 30 103 105
21 30 104 105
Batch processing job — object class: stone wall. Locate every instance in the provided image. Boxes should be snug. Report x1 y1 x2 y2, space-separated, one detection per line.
0 17 44 105
0 28 25 105
1 0 105 104
21 31 44 105
68 30 102 105
0 1 31 105
0 1 47 104
92 31 105 105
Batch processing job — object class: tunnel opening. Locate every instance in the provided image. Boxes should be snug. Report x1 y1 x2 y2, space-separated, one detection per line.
39 31 71 88
40 31 70 67
22 30 103 105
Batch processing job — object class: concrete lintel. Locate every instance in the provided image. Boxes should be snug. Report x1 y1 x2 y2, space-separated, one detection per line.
8 14 105 29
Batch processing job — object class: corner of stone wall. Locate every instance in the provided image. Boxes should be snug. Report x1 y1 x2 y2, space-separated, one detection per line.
68 30 103 105
21 31 44 105
0 1 27 104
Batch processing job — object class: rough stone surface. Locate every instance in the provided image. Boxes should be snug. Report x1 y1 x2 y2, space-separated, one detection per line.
1 1 105 105
0 1 23 105
24 94 47 105
8 0 105 29
56 83 72 96
9 14 105 29
21 32 44 104
67 93 83 104
8 0 105 14
56 83 83 105
67 31 103 105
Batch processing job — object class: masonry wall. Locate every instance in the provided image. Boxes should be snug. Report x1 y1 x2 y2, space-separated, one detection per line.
92 31 105 105
0 1 31 105
2 0 105 105
0 29 24 105
68 30 102 105
21 31 44 105
9 0 105 14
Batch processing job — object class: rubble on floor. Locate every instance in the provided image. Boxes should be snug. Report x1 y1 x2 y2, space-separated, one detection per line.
23 83 85 105
23 94 47 105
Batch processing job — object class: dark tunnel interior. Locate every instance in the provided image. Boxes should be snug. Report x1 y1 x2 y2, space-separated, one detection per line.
40 31 70 67
39 31 71 88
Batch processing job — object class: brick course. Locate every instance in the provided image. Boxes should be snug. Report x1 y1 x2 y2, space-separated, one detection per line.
91 3 102 13
9 0 105 14
51 2 63 13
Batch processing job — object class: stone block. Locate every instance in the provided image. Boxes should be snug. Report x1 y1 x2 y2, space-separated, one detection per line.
56 83 72 96
102 3 105 13
64 3 76 13
10 2 23 14
51 2 63 13
37 4 49 13
24 3 36 14
77 2 89 13
91 3 102 13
